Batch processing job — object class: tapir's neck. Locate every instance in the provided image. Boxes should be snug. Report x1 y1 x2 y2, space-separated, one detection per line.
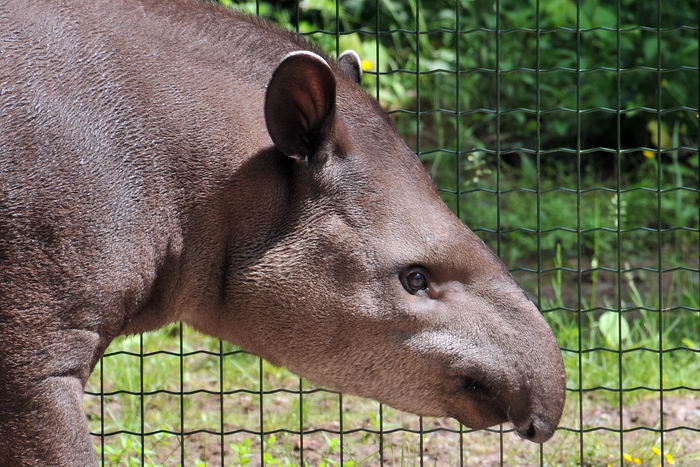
119 142 294 336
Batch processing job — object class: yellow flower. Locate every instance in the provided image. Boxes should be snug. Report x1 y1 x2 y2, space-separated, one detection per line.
643 150 656 159
652 447 661 456
361 59 374 71
624 453 633 462
666 452 675 464
633 458 641 465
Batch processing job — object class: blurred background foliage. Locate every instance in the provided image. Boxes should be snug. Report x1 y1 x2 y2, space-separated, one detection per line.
215 4 700 405
219 0 698 275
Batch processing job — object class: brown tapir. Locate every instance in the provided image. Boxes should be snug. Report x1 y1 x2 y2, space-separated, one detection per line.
0 0 566 464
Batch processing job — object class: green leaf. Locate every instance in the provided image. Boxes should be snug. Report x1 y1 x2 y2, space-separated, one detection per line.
643 37 658 63
598 311 630 347
682 338 697 349
542 0 576 26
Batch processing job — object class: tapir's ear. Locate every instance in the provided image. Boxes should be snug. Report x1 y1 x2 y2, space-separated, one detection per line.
265 51 336 160
338 50 362 84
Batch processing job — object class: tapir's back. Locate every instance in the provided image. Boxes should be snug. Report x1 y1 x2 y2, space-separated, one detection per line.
0 0 316 183
0 0 316 289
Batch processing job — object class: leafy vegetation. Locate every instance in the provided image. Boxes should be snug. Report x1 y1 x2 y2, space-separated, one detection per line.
86 0 698 465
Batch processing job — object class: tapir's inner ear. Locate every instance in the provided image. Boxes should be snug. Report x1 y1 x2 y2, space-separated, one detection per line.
264 51 336 160
338 50 362 84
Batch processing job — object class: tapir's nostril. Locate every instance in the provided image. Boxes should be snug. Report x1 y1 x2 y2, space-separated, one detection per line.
525 421 537 439
515 416 556 443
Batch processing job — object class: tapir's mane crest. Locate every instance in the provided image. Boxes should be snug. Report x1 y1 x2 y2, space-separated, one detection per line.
159 0 396 129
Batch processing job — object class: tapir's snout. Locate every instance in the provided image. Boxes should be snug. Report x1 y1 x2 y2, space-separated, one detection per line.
510 379 565 443
510 302 567 443
447 299 566 443
450 348 565 443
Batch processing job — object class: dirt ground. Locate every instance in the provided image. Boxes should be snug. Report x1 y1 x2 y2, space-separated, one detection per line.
87 391 700 466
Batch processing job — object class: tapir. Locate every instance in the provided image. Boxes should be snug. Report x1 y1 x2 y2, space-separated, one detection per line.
0 0 566 464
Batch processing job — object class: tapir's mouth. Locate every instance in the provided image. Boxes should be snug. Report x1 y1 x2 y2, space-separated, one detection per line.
462 376 508 419
449 375 509 429
462 375 492 397
454 400 558 444
449 374 557 443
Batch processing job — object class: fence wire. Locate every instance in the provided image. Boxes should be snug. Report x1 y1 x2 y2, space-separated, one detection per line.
86 0 700 465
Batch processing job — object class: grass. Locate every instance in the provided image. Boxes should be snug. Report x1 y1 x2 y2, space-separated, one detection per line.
85 302 700 466
84 159 700 465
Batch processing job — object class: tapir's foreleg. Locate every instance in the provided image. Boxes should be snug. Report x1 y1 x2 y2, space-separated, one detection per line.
0 327 102 466
0 377 97 466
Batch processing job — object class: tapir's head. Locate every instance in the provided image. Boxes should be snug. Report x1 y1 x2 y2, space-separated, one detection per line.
206 50 566 442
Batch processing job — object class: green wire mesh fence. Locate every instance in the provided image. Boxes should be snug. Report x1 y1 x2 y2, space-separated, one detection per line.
85 0 699 465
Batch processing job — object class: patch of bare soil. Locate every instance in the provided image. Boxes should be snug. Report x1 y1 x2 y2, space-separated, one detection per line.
86 392 700 466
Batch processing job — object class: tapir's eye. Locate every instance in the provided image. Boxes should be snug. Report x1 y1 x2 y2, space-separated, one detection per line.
400 267 429 294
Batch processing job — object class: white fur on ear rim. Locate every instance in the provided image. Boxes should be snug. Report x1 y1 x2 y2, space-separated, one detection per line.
339 50 362 76
281 50 332 70
338 50 363 84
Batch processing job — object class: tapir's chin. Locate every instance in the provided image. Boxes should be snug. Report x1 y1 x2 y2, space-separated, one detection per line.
451 402 558 444
448 392 508 431
452 413 506 431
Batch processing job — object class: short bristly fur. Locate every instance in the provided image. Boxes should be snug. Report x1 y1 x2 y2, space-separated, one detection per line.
0 0 566 464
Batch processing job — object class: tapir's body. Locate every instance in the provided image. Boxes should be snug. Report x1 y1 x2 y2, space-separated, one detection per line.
0 1 566 465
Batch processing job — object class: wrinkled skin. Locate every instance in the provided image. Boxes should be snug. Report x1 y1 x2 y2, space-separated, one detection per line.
0 0 565 464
